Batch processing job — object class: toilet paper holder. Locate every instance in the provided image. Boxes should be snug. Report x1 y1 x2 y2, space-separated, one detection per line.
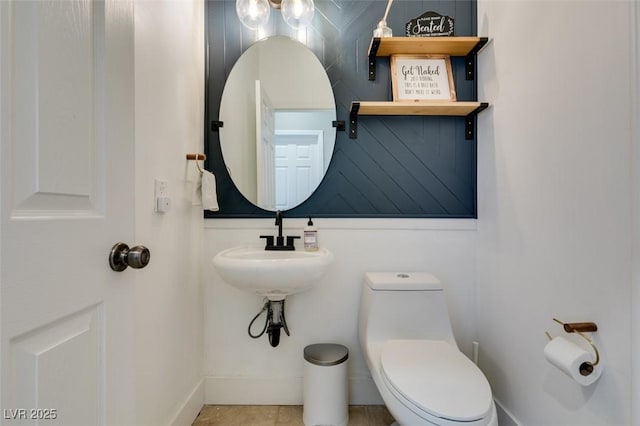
546 318 600 368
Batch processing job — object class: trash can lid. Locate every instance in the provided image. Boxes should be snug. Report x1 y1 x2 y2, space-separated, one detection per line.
304 343 349 366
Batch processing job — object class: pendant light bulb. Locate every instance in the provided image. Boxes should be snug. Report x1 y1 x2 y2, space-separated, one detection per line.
281 0 314 29
236 0 270 30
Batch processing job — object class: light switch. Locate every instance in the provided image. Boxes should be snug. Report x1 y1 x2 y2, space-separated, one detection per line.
154 179 170 213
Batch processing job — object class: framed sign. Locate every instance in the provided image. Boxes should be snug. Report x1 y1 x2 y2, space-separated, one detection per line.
390 55 456 101
405 11 455 37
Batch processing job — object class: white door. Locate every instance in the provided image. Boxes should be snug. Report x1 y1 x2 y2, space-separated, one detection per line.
255 80 276 210
0 1 137 425
274 130 323 210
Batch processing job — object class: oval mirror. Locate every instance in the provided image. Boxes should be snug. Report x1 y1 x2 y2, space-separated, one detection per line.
219 36 336 211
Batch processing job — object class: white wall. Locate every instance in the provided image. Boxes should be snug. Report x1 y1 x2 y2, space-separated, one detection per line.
632 2 640 424
134 1 205 425
203 218 477 404
477 1 634 424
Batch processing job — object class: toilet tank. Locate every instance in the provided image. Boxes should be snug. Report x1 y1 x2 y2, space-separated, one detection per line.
358 272 457 346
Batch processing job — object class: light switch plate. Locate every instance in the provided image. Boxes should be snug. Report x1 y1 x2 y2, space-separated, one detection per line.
154 179 170 213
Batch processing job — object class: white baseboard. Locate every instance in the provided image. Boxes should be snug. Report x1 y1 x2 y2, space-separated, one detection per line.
348 376 384 405
494 398 521 426
169 379 205 426
205 376 303 405
204 376 383 405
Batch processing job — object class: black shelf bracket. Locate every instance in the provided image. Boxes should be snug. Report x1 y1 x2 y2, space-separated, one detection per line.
368 38 381 81
464 102 489 140
349 102 360 139
465 37 488 81
332 120 346 131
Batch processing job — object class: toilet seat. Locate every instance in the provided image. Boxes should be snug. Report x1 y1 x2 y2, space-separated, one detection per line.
380 340 493 423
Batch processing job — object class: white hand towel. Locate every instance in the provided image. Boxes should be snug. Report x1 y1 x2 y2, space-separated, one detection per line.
201 170 219 211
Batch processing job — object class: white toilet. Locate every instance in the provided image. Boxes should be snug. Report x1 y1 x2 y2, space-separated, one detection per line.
358 272 498 426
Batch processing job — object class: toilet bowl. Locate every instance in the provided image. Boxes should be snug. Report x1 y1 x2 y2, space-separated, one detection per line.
358 272 498 426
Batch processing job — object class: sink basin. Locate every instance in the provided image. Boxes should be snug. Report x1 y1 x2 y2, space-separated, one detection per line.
212 246 334 300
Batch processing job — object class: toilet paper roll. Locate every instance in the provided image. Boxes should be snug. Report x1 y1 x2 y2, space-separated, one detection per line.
544 336 602 386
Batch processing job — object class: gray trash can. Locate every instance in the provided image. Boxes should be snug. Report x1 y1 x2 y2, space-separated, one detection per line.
303 343 349 426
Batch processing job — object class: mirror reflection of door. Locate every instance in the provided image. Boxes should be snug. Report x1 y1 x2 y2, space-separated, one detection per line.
275 129 323 210
219 36 336 211
256 80 276 210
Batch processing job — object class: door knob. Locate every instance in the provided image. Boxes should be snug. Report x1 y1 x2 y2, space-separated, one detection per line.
109 243 150 271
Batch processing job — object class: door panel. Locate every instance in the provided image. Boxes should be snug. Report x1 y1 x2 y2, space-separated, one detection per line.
274 131 322 210
10 306 102 426
12 0 99 215
1 0 136 425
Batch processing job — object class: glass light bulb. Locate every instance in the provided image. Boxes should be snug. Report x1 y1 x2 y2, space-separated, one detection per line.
281 0 314 29
236 0 270 30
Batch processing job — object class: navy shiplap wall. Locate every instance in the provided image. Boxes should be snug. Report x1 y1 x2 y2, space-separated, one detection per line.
205 0 478 218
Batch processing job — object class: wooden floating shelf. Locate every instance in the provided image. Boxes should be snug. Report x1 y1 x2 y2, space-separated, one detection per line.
356 36 490 140
354 101 486 116
368 36 488 81
370 36 487 57
349 101 489 139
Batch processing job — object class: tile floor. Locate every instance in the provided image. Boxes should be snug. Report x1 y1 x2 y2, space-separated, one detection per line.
192 405 395 426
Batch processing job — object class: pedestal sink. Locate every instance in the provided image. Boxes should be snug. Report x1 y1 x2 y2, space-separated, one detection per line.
212 246 334 301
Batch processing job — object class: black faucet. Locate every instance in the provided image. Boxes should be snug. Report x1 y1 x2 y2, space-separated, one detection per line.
260 210 299 251
275 210 284 246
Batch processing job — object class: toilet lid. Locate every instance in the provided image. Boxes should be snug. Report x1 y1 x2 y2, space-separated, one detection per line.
380 340 493 422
